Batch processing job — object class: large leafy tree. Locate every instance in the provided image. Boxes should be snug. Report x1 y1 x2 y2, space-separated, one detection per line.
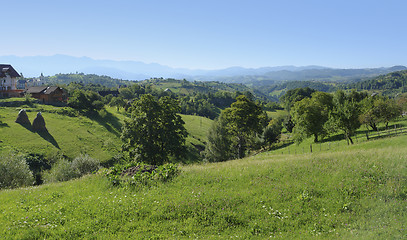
221 95 267 159
280 87 316 111
262 117 283 147
360 96 402 131
68 89 104 111
203 116 234 162
121 94 187 165
328 91 361 145
291 92 332 143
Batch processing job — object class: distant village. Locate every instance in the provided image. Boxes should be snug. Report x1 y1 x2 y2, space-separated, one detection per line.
0 64 67 104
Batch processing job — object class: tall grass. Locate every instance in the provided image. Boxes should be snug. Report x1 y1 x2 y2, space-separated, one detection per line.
0 134 406 239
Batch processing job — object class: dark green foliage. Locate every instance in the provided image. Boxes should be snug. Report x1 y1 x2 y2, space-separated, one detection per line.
109 96 126 111
291 92 333 143
350 70 407 92
223 95 268 158
121 94 187 165
204 117 234 162
68 89 104 111
263 118 283 146
46 73 130 88
327 91 362 144
179 95 218 119
256 80 337 100
105 162 179 187
280 87 316 111
24 153 53 185
205 95 267 161
360 95 401 132
282 115 294 133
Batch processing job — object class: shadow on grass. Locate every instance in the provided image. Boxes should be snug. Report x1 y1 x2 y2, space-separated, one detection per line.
0 121 9 127
17 123 60 149
269 140 295 151
37 130 60 149
322 133 345 143
85 110 123 137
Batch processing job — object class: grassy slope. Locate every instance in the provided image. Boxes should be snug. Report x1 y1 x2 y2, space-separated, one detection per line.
0 103 212 163
0 104 123 162
181 114 213 144
0 134 406 239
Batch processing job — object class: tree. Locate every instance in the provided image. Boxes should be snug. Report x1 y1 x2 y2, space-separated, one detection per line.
291 92 332 143
109 96 126 111
280 87 316 111
373 98 402 128
328 91 361 145
263 118 283 147
68 89 104 111
283 115 295 133
360 96 380 131
203 116 234 162
360 96 402 131
221 95 267 159
121 94 187 165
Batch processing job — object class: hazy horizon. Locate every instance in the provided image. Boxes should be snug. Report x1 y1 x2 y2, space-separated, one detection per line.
3 0 407 70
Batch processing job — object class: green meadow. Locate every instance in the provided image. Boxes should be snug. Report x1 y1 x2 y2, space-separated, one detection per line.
0 103 211 164
0 133 406 238
0 102 406 239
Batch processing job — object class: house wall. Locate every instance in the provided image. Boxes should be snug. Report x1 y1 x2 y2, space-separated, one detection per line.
0 76 17 91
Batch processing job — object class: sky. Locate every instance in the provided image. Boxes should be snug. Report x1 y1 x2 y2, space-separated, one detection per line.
3 0 407 70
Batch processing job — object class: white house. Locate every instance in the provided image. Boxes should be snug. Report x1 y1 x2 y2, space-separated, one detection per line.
0 64 22 97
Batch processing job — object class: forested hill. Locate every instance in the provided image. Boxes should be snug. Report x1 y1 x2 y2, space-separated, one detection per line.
349 70 407 94
44 73 131 88
216 65 407 84
40 73 271 100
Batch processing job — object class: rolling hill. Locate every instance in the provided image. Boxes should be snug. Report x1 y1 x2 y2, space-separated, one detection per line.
0 100 211 164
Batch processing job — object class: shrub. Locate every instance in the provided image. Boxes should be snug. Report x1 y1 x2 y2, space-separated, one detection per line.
43 154 100 183
0 153 34 189
43 159 80 183
71 154 100 176
105 162 180 187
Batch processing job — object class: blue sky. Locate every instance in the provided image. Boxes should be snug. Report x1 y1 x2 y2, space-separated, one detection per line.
3 0 407 69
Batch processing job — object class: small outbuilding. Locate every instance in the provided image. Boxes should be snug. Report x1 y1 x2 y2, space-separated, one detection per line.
26 86 67 104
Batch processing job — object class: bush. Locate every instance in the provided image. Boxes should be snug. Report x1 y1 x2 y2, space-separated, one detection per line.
71 154 100 176
105 162 180 187
0 153 34 189
43 159 80 183
43 154 100 183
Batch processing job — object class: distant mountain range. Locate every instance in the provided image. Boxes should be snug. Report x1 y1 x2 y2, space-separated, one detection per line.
0 54 405 83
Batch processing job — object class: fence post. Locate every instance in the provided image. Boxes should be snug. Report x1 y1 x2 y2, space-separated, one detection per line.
310 144 312 153
395 125 397 136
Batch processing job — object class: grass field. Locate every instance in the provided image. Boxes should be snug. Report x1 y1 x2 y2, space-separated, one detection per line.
1 100 406 239
0 132 406 239
0 104 123 162
0 103 212 164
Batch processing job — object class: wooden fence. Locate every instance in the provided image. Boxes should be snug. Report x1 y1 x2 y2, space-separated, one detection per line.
280 125 407 155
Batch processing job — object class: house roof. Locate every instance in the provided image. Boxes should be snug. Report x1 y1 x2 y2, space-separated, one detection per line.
43 86 62 95
26 86 48 94
0 64 21 78
26 86 65 95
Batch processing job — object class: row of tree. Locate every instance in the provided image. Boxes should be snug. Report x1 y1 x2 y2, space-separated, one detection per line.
288 89 403 145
